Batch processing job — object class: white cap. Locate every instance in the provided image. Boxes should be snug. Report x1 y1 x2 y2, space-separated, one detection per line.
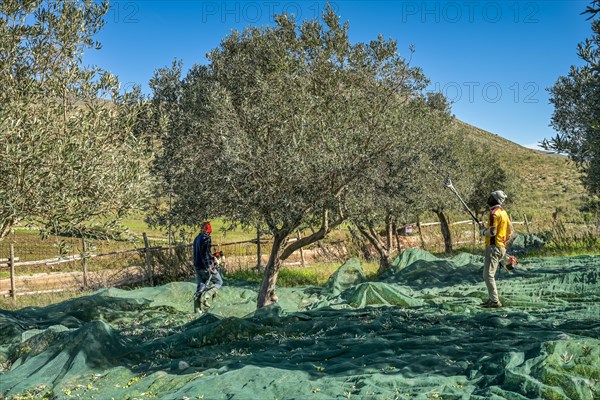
491 190 507 204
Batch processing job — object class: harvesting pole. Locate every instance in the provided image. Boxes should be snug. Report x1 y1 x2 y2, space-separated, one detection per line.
444 175 480 224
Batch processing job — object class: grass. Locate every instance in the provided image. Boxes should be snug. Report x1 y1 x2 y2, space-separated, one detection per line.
119 214 263 242
0 228 147 287
455 120 589 221
2 217 261 257
0 230 147 268
226 261 380 287
524 236 600 257
119 213 165 238
524 246 600 258
0 288 91 311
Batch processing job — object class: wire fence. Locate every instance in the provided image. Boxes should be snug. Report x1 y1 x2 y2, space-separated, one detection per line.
0 233 340 302
2 215 598 303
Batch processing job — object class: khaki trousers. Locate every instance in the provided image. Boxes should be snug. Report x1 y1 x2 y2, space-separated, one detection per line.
483 245 506 303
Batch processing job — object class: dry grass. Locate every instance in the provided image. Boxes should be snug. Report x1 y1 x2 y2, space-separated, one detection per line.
0 288 91 311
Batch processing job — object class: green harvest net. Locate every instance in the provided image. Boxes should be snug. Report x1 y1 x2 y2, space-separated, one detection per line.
1 247 599 400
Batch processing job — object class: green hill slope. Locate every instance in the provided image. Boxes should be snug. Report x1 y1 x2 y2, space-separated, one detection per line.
454 120 588 221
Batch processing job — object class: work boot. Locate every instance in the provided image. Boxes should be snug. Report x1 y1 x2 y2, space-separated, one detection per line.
202 288 218 308
193 297 202 314
484 301 502 308
201 296 210 309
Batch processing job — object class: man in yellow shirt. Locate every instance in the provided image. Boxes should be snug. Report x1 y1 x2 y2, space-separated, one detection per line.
479 190 513 308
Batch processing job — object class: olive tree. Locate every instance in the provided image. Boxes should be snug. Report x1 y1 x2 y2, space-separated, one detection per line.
144 60 186 233
0 0 148 239
394 118 512 255
399 123 469 255
347 90 511 265
154 6 433 307
349 96 454 272
543 1 600 195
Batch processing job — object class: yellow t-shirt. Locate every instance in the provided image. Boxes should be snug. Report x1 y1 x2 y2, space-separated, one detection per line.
485 206 512 247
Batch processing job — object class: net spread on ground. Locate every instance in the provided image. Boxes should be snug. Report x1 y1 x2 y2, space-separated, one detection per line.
1 245 599 399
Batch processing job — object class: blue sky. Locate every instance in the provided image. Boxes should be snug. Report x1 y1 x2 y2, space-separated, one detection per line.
84 0 592 148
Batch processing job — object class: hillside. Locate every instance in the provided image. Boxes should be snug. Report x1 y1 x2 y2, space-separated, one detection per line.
454 120 588 222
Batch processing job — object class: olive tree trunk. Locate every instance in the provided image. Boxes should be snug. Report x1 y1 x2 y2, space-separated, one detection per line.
435 209 453 254
356 214 396 275
256 209 344 308
256 232 288 307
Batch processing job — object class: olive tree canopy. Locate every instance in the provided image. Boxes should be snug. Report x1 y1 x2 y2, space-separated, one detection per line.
543 1 600 196
0 0 148 239
151 6 448 307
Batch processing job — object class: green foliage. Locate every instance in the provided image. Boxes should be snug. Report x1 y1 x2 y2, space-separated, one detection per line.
144 59 188 229
149 245 195 285
0 289 87 311
543 1 600 196
542 219 600 256
0 0 149 241
154 7 432 230
426 91 453 115
147 5 456 305
236 268 324 287
43 220 134 241
347 91 453 247
582 0 600 17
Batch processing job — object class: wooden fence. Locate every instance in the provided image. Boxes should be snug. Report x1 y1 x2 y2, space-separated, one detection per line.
0 231 280 303
0 219 531 303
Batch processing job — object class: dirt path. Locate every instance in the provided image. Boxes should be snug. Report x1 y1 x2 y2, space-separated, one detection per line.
0 266 146 296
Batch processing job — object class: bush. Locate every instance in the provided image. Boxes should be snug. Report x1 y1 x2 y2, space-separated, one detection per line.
149 245 194 285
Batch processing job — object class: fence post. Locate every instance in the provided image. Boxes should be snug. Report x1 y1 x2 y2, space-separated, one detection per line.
256 225 262 272
393 223 401 252
297 230 306 268
473 221 477 250
142 232 154 286
81 238 89 288
524 214 531 234
9 244 16 304
417 215 426 250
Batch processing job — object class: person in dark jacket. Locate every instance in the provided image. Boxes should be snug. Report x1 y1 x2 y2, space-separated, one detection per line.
193 221 223 312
